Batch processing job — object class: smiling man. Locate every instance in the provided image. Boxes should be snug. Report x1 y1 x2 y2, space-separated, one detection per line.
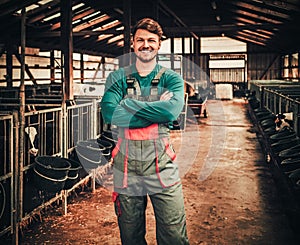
101 18 189 245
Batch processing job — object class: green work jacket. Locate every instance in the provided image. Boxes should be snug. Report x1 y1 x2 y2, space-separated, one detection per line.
100 64 184 129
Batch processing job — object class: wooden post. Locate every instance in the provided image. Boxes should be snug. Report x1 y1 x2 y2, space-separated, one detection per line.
80 53 84 83
6 43 13 87
50 50 55 84
12 111 19 245
170 37 174 70
194 37 200 80
60 0 73 215
122 0 131 67
182 37 185 78
61 0 74 101
101 57 105 79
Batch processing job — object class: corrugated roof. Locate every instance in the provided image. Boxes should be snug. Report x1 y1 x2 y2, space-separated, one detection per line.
0 0 299 57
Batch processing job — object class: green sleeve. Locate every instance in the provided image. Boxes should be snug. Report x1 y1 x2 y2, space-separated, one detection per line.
101 68 184 128
100 70 152 128
116 72 184 124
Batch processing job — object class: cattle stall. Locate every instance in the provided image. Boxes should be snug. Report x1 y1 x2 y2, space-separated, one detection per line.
249 81 300 136
0 94 102 238
248 80 300 211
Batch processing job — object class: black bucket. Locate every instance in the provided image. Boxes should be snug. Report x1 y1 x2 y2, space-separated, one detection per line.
288 168 300 188
256 112 274 122
271 137 300 154
33 156 71 193
263 126 277 136
279 144 300 160
97 139 113 160
100 130 118 147
63 158 82 190
260 118 276 129
75 139 104 172
248 98 260 109
254 107 269 113
269 130 297 144
279 152 300 162
280 158 300 173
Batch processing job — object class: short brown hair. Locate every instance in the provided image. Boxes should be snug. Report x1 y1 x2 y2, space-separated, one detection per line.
132 18 163 40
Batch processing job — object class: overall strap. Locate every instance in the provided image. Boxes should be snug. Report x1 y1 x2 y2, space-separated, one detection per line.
124 66 167 99
150 67 167 96
124 66 141 98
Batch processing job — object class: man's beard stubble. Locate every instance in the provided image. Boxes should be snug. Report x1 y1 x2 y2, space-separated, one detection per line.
135 50 157 63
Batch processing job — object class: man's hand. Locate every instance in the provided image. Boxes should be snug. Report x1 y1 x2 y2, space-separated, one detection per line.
160 91 173 101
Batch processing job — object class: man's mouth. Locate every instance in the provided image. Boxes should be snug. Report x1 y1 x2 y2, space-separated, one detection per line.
139 50 153 53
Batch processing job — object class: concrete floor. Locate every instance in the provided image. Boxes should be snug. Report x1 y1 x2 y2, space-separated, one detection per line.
178 98 300 244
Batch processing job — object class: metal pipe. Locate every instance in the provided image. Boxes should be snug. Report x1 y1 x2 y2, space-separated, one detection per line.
12 110 19 245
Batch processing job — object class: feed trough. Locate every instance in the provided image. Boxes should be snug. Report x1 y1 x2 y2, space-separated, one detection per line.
100 130 118 147
96 139 113 161
279 144 300 161
269 129 297 144
287 169 300 189
260 118 276 129
271 137 300 154
63 158 82 190
33 156 70 193
280 158 300 173
75 139 105 173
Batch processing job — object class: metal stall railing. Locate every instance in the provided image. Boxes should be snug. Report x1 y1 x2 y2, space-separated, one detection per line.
263 88 300 136
0 114 14 237
0 99 102 240
249 80 300 136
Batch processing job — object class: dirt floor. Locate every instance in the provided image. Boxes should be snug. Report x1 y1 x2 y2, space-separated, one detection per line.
3 99 300 245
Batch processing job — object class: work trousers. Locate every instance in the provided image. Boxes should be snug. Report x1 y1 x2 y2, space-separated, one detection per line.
114 183 189 245
112 134 189 245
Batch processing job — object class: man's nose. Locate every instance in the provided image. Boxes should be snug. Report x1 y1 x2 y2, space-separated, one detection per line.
143 40 150 47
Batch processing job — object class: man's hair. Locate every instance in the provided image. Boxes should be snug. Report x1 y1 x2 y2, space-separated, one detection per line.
132 18 163 40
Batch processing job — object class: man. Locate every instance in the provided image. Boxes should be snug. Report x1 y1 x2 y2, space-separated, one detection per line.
101 17 189 245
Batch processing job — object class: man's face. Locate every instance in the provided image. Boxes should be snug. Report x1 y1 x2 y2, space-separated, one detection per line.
132 29 161 63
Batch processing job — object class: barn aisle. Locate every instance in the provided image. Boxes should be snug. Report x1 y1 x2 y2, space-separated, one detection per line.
181 99 299 245
8 99 300 245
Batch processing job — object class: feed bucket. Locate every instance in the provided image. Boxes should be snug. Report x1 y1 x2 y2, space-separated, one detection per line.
100 130 118 147
97 138 113 160
63 158 82 190
75 139 104 172
33 156 70 193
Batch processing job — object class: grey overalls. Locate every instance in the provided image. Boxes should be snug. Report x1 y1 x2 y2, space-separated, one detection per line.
111 67 189 245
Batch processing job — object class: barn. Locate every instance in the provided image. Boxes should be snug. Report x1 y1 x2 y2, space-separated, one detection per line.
1 0 300 244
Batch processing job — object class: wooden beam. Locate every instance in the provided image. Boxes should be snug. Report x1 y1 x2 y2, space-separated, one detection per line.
27 29 123 38
157 0 199 40
72 14 111 32
51 8 95 30
0 0 38 18
163 23 279 35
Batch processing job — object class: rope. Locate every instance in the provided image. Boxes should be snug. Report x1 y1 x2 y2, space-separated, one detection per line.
67 173 79 180
33 167 68 182
76 149 102 165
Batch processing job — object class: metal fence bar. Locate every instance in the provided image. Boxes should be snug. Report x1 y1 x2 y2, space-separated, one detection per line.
0 114 14 237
